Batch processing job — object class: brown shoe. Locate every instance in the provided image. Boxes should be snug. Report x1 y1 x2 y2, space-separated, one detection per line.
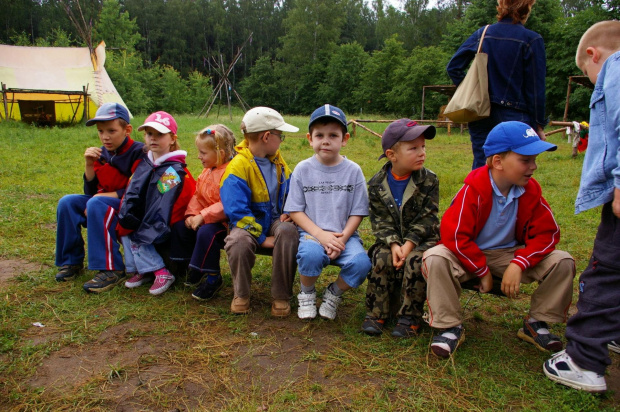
271 299 291 317
231 296 250 314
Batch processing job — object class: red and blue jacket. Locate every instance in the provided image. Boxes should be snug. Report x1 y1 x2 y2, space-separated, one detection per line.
440 166 560 277
84 136 144 198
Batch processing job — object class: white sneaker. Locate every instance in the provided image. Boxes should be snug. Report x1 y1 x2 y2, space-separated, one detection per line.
609 341 620 354
297 291 317 320
318 288 342 320
543 350 607 392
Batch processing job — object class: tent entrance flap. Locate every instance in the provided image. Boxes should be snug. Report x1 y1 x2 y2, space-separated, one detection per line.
18 100 56 126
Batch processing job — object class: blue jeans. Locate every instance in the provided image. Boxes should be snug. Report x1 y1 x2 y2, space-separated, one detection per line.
121 236 165 274
55 194 124 271
468 104 535 169
296 233 371 288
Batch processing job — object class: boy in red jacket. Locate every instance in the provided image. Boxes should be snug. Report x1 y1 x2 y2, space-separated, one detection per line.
422 121 575 358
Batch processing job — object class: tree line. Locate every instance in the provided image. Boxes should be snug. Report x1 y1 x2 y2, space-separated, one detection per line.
2 0 618 120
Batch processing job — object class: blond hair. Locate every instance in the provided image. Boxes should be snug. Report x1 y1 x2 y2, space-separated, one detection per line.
486 151 510 168
196 124 236 166
496 0 536 24
576 20 620 70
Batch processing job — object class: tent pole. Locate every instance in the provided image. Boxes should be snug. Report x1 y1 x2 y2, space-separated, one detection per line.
1 83 8 121
83 86 88 123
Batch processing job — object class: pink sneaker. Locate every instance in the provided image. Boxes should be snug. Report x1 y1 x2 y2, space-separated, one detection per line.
149 269 175 295
125 273 154 288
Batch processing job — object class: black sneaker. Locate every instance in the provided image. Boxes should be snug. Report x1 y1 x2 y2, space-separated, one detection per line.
83 270 126 293
517 317 563 352
431 326 465 358
192 275 223 301
391 316 421 338
361 316 385 335
184 269 207 287
55 264 83 281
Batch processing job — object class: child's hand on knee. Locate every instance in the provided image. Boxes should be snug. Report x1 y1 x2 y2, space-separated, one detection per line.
478 272 493 294
501 263 523 298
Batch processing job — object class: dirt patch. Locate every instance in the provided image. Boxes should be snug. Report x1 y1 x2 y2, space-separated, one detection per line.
0 259 49 286
28 322 174 391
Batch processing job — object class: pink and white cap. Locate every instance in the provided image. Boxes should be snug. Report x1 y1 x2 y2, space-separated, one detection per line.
138 111 178 134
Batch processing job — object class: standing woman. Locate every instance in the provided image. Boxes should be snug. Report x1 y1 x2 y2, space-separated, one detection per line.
447 0 547 169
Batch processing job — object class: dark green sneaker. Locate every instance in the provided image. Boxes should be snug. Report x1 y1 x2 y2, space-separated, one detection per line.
55 264 83 282
83 270 125 293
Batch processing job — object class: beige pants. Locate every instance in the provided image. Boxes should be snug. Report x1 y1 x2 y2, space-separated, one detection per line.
422 245 575 329
224 220 299 301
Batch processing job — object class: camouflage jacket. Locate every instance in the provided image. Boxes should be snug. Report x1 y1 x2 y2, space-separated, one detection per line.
368 162 440 251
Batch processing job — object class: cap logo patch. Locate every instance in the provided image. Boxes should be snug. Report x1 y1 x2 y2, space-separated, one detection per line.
154 113 170 126
407 121 417 127
524 128 537 138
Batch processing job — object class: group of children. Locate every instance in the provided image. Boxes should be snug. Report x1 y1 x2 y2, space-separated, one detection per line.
55 21 619 394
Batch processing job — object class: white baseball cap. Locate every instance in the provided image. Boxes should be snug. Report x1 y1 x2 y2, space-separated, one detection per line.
242 107 299 133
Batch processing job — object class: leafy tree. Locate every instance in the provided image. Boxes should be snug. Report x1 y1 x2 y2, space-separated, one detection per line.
278 0 344 65
317 42 369 112
239 56 283 110
187 71 214 114
92 0 142 51
105 51 153 114
277 0 345 112
387 46 452 117
545 6 611 120
353 36 406 114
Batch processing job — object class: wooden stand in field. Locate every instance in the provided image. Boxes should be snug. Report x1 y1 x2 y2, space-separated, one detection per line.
349 119 460 138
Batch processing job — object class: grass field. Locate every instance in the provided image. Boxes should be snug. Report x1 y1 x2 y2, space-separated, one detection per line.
0 112 617 411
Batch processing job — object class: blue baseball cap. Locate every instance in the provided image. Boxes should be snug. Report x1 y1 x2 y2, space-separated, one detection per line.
309 104 347 132
86 103 131 126
483 121 556 157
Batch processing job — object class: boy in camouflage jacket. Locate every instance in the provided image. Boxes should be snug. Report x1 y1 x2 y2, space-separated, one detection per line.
363 119 440 338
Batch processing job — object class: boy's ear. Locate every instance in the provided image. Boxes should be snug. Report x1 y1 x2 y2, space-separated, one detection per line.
385 148 396 162
342 132 351 146
491 154 504 170
306 132 312 144
125 124 133 135
586 46 601 63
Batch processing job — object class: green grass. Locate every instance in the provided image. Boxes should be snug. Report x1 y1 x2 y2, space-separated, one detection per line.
0 112 615 410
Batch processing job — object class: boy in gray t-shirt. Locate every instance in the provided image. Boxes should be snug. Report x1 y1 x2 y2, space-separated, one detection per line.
284 104 371 320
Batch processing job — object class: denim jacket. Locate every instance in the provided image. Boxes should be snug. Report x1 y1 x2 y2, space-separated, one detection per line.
447 18 546 127
575 51 620 214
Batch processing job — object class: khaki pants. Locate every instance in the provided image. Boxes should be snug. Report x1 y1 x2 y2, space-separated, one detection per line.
224 220 299 301
422 245 575 329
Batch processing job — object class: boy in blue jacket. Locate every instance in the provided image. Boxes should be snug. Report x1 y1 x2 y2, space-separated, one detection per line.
544 20 620 393
220 107 300 317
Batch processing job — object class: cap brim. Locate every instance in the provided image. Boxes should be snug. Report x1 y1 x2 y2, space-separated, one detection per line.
138 122 172 134
85 115 119 126
512 140 557 155
399 125 436 143
276 122 299 133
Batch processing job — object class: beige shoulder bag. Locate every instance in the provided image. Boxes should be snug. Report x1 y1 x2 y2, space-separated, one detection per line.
444 24 491 123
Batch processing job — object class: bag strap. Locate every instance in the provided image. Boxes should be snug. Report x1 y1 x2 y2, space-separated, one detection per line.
477 25 490 53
